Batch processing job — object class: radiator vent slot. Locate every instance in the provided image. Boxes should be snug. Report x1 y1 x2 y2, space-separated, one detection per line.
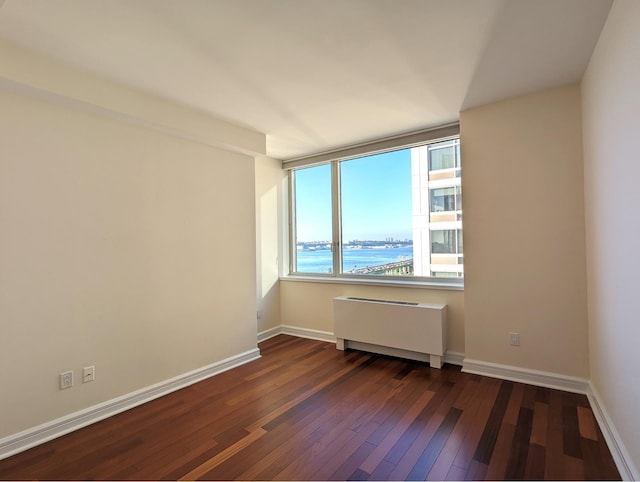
345 297 419 306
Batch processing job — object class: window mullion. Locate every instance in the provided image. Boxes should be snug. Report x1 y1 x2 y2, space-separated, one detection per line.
331 161 342 276
288 171 297 275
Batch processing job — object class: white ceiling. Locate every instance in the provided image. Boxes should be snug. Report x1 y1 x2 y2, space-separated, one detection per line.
0 0 612 160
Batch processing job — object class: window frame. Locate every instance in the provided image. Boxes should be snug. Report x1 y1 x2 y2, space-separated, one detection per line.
284 124 463 287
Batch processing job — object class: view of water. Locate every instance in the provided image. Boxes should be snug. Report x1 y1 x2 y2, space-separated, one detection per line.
296 246 413 274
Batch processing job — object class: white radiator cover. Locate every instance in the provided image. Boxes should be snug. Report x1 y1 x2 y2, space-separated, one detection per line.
333 296 447 368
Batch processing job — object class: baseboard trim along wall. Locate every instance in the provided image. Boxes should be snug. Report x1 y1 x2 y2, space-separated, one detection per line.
586 383 639 481
0 348 261 461
257 325 282 343
444 351 465 366
462 358 590 394
280 324 335 343
258 325 335 344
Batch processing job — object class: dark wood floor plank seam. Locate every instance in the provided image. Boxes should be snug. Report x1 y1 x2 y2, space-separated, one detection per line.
261 354 377 432
179 427 267 480
331 441 377 481
311 421 381 480
450 377 502 471
359 388 436 474
525 442 547 480
562 403 583 459
199 351 372 442
406 407 462 480
199 357 400 481
364 382 433 448
236 405 356 481
484 422 516 480
473 380 513 464
238 369 405 481
382 379 456 469
425 384 489 481
504 406 534 480
306 371 425 480
347 467 371 481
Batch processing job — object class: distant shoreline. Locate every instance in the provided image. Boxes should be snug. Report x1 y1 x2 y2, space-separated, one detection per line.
295 245 414 274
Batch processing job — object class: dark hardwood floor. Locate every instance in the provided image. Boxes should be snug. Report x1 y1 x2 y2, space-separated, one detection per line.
0 335 620 480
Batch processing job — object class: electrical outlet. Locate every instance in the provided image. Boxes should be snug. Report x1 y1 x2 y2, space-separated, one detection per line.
60 371 73 390
83 366 95 383
509 332 520 346
257 310 262 319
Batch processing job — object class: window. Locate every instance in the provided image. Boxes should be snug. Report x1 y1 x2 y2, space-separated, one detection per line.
431 229 458 253
429 139 461 172
287 128 463 282
430 186 461 213
291 164 333 274
340 150 413 276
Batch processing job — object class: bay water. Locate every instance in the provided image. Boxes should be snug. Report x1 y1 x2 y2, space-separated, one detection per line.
295 246 413 274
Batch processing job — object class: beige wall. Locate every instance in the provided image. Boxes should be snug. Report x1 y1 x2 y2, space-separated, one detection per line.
0 72 259 437
461 84 589 377
582 0 640 475
255 156 286 333
280 281 465 354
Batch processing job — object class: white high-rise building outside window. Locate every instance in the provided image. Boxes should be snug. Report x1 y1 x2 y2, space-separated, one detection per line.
411 139 463 278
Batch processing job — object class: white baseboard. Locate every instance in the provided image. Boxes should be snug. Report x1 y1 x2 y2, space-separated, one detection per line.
0 348 260 461
586 383 639 481
257 326 281 343
280 324 336 343
258 324 335 343
462 358 589 394
444 351 464 366
259 325 336 343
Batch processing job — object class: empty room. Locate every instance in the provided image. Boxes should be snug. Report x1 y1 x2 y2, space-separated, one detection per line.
0 0 638 480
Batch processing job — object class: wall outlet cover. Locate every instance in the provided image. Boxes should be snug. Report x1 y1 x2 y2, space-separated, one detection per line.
60 371 73 390
83 366 95 383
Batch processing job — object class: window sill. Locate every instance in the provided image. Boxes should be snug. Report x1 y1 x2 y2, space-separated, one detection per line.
279 275 464 291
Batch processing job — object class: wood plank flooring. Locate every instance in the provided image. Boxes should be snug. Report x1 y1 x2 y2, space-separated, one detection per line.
0 335 620 480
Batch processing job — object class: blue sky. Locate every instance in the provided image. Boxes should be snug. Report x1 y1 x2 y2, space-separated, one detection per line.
294 149 413 242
